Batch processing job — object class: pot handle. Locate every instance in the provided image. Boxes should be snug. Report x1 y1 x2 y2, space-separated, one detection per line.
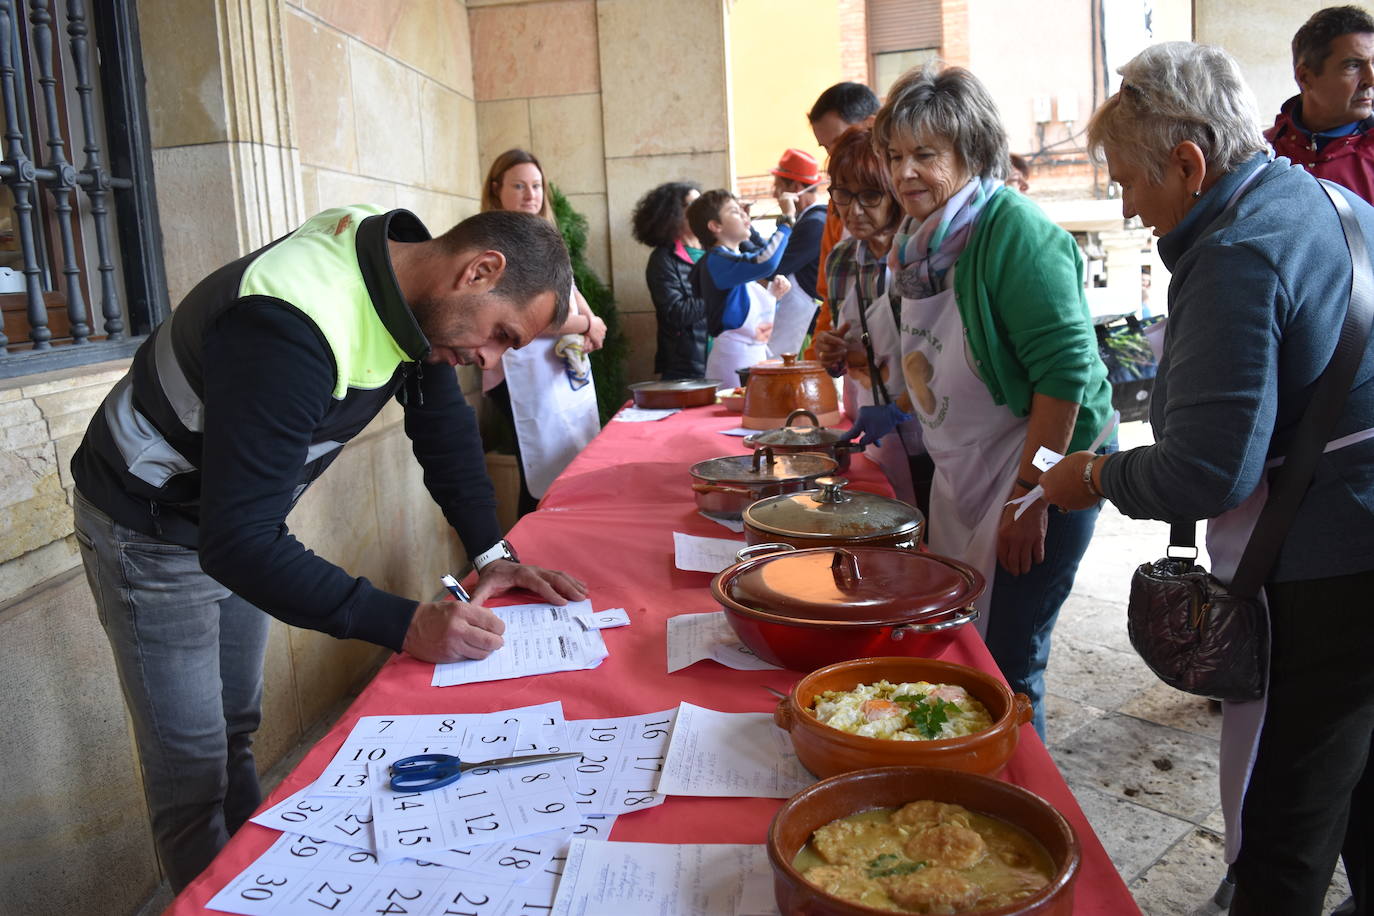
751 445 777 472
774 697 793 730
784 408 820 429
889 606 980 639
735 542 797 564
812 476 851 504
692 482 752 496
1012 692 1033 726
830 548 861 587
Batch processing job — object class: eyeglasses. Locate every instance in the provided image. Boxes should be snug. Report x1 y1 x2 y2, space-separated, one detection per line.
830 187 888 208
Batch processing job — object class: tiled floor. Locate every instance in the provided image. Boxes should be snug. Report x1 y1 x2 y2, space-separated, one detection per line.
1044 422 1351 915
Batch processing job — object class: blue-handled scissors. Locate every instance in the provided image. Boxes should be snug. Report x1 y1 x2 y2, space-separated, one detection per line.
388 751 581 792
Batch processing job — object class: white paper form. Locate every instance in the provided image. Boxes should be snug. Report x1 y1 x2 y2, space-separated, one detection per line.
700 511 746 533
612 406 680 422
206 830 564 916
550 839 771 916
433 600 608 688
563 709 677 815
666 612 782 673
657 702 812 798
767 295 820 360
672 531 746 573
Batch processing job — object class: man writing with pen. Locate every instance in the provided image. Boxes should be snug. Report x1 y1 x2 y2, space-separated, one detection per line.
69 206 587 892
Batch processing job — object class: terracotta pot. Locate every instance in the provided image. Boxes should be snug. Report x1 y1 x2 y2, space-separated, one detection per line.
743 353 842 430
628 377 722 409
744 476 924 551
689 448 838 520
744 409 858 471
774 656 1033 779
768 766 1081 916
711 546 983 670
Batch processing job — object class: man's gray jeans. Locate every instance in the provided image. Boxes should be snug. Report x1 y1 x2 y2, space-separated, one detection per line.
73 490 270 892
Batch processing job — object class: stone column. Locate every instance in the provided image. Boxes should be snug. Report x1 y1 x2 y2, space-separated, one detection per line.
138 0 304 304
596 0 732 385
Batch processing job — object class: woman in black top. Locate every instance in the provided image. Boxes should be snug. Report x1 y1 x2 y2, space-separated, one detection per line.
633 181 708 379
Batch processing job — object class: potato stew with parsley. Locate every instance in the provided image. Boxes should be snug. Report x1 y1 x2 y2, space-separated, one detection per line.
810 680 993 741
793 801 1053 913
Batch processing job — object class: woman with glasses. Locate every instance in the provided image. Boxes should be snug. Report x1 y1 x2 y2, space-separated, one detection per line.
814 126 929 510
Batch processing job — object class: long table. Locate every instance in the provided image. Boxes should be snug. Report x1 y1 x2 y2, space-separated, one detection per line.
169 402 1140 914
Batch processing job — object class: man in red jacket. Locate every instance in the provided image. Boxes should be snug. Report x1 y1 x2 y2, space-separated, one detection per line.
1267 5 1374 201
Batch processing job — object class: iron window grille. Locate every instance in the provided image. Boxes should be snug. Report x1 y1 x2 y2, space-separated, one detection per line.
0 0 165 378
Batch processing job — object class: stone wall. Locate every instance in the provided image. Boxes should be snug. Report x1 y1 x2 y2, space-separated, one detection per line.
0 1 480 912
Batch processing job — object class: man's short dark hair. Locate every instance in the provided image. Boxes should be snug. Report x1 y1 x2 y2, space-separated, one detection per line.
435 210 572 326
686 189 736 250
1293 5 1374 72
808 81 880 125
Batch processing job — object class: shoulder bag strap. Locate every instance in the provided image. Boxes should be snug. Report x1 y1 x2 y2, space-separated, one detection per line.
1223 180 1374 596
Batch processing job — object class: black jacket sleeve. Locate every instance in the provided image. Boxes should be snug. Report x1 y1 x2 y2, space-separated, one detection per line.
646 247 704 336
775 209 825 299
197 302 418 651
401 364 503 558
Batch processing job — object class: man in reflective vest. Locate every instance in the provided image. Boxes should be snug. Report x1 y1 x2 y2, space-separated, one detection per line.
70 207 586 890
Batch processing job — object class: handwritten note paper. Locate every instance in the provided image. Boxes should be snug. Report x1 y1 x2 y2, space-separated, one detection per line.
672 531 746 573
613 406 681 422
551 839 771 916
432 600 608 687
700 511 746 533
717 426 755 437
666 612 781 673
657 702 812 798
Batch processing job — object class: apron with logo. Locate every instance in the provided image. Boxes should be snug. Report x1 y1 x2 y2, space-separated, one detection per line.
705 281 775 385
837 271 922 505
899 270 1026 636
501 335 600 499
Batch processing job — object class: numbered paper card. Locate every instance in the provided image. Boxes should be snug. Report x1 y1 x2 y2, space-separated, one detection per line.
563 709 676 815
252 790 375 851
205 831 563 916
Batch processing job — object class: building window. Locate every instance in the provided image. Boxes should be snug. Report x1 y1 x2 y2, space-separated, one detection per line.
0 0 166 378
873 48 938 96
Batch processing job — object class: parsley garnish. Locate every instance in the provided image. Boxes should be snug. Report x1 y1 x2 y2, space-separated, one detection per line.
892 694 961 738
866 853 927 878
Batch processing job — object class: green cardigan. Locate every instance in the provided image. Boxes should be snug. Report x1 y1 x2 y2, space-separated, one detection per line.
951 188 1113 453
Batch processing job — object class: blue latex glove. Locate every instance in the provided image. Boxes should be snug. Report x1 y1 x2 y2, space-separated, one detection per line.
840 403 913 449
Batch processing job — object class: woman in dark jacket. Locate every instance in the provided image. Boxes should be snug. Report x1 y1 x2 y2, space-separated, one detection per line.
633 181 708 379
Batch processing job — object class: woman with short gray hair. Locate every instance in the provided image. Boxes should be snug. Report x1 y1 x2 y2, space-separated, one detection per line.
1041 41 1374 916
867 62 1113 740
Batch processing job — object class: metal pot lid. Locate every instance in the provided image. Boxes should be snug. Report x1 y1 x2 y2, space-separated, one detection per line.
743 409 845 448
717 545 983 626
628 378 721 393
690 448 837 485
744 477 923 539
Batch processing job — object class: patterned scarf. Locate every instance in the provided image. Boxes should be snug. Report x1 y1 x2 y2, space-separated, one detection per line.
827 236 888 312
890 176 1003 299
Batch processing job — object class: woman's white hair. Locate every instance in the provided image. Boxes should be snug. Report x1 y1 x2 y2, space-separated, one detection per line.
1087 42 1266 183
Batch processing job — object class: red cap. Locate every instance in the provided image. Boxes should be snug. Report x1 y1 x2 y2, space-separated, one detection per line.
769 148 820 185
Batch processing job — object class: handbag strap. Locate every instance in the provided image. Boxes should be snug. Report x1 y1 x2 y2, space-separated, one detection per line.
1174 180 1374 595
852 279 894 407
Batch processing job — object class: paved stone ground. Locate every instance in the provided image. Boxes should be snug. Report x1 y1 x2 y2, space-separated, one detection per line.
1045 422 1351 915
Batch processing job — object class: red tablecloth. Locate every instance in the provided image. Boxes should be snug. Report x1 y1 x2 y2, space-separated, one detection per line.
169 403 1139 915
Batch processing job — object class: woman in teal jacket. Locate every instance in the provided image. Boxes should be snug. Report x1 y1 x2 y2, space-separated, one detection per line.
872 63 1113 738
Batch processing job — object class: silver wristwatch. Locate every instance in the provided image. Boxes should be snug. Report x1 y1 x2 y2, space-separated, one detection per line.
473 538 519 572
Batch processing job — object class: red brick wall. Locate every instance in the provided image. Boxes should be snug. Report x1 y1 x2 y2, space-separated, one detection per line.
940 0 969 67
838 0 870 85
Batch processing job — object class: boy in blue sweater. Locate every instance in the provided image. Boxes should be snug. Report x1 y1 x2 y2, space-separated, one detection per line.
687 189 795 383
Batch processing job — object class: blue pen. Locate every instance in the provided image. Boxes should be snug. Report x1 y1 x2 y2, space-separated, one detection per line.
440 573 471 603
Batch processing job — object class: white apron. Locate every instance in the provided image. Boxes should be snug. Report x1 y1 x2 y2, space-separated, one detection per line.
1210 427 1374 862
501 336 600 498
899 275 1026 636
705 282 775 385
836 278 922 505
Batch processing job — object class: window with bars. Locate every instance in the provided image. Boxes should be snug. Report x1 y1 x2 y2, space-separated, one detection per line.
0 0 165 379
